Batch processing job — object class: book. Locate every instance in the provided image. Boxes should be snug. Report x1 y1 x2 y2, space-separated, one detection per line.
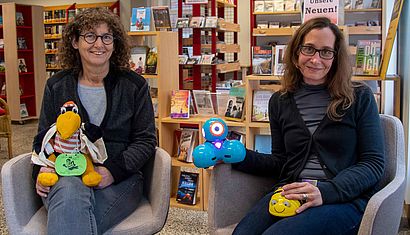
150 87 158 118
170 90 190 119
204 16 218 28
20 103 29 118
216 89 230 116
257 21 269 29
0 60 5 72
254 1 265 12
303 0 339 24
254 135 272 154
344 0 353 9
179 55 189 64
17 37 27 50
355 40 381 75
273 0 285 12
189 16 205 28
274 45 286 76
200 54 214 65
177 129 197 162
186 55 201 65
252 46 273 75
225 86 246 122
16 12 24 26
284 0 296 11
185 0 208 3
130 7 151 32
269 21 280 28
226 130 245 144
252 90 274 122
130 46 149 75
152 6 171 29
176 171 199 205
176 17 190 28
145 47 158 74
192 90 214 115
0 39 3 49
18 58 27 73
264 1 275 12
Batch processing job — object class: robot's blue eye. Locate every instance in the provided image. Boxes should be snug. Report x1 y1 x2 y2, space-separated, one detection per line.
210 122 224 136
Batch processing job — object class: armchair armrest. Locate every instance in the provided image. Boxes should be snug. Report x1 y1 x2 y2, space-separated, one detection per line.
141 147 171 230
1 153 43 233
208 164 275 235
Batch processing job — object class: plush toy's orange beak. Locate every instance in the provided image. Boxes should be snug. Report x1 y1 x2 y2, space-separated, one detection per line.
56 111 81 139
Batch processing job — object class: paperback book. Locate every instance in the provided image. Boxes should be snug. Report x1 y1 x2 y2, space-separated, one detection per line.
18 58 27 73
152 6 171 29
175 18 190 28
192 90 214 115
145 47 158 74
130 46 149 75
252 90 274 122
130 7 151 32
224 86 246 122
274 45 286 76
170 90 190 119
177 129 198 162
176 171 199 205
355 40 381 76
252 46 273 75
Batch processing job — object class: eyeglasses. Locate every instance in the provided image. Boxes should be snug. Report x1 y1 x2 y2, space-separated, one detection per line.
79 32 114 45
299 45 336 60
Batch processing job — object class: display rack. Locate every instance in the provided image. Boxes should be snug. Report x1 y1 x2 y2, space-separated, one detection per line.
43 1 120 78
178 0 240 91
0 3 46 122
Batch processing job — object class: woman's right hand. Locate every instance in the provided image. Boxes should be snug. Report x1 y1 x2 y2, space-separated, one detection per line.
36 167 55 197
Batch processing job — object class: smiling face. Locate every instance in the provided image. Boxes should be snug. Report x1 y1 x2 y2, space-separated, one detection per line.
297 27 336 85
72 23 113 71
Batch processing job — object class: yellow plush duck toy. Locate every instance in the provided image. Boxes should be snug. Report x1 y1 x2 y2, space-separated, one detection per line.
32 101 107 187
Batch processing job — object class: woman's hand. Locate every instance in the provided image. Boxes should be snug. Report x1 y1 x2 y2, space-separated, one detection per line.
94 166 114 189
36 167 55 197
281 182 323 213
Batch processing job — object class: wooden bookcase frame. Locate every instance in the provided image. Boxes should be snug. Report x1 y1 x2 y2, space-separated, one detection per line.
0 3 46 122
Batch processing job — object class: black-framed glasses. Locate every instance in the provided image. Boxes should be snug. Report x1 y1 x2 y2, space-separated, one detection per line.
79 32 114 45
299 45 336 60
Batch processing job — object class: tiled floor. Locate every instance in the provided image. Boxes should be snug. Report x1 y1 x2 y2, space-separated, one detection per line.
0 120 408 235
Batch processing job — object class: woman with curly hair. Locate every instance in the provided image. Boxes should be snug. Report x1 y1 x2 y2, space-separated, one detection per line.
231 17 384 235
32 8 156 234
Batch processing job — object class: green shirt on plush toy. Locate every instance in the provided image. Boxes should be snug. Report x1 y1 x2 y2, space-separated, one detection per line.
31 101 108 187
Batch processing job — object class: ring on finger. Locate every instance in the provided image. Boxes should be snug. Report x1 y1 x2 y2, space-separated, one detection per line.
302 193 308 202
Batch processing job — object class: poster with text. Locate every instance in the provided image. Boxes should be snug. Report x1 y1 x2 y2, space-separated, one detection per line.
303 0 339 25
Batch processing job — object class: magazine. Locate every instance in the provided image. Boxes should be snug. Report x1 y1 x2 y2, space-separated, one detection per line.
252 46 273 75
130 46 149 74
130 7 151 32
152 6 171 29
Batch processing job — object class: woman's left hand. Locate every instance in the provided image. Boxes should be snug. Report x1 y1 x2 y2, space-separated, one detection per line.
281 182 323 214
94 166 114 189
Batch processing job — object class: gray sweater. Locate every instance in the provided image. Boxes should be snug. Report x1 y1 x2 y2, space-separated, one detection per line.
33 67 157 183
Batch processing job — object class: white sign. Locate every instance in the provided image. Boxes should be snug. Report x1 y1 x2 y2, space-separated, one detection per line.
303 0 339 25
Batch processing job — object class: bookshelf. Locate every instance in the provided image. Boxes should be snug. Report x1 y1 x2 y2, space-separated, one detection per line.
178 0 240 91
0 3 46 122
43 1 120 78
249 0 398 116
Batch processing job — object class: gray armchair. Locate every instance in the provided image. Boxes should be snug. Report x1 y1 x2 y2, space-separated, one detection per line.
208 114 406 235
1 147 171 235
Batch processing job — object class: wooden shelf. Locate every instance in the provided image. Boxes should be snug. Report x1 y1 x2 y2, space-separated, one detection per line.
346 8 382 13
162 116 245 127
216 0 236 8
44 20 67 24
246 74 397 81
201 44 240 53
216 62 241 73
347 26 381 35
44 35 62 40
170 196 203 211
248 122 270 128
253 27 295 36
218 20 240 32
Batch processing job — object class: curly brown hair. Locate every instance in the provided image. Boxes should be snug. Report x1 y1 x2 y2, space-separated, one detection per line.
58 8 130 71
282 17 360 121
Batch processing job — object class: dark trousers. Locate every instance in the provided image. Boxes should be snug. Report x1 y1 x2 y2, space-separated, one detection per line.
233 191 363 235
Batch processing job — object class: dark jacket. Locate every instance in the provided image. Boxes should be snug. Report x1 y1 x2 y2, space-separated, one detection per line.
233 85 385 212
32 67 157 184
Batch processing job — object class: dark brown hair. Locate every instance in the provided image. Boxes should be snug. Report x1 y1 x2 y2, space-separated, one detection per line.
59 8 130 72
282 17 357 121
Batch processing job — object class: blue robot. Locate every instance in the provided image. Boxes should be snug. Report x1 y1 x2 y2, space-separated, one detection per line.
193 118 246 168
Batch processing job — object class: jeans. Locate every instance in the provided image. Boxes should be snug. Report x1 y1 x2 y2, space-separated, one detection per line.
233 191 363 235
42 173 143 235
